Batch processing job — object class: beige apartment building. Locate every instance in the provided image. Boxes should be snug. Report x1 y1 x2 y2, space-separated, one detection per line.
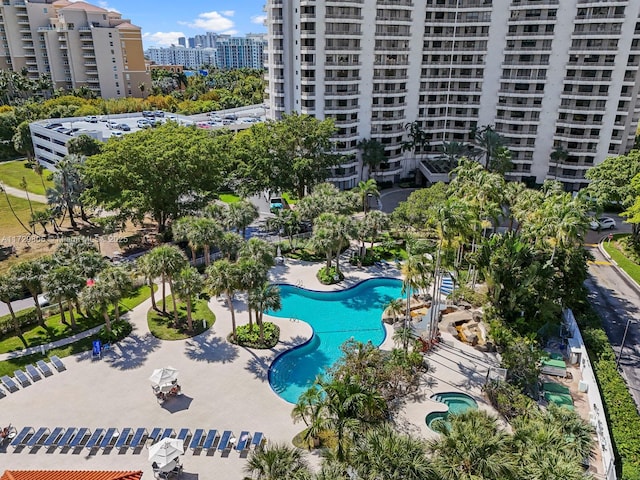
0 0 150 98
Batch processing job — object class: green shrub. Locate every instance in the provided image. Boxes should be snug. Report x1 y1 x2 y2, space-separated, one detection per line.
349 251 379 267
450 285 487 307
483 380 536 421
317 266 344 285
0 307 39 335
98 320 132 344
230 322 279 349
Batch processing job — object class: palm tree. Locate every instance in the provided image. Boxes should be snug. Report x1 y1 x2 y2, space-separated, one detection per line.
402 121 430 165
31 161 48 193
218 231 244 260
146 245 188 321
98 265 133 322
136 253 159 311
238 258 268 330
20 176 34 217
0 273 21 334
205 259 241 341
228 200 259 239
357 138 386 180
550 146 569 180
173 266 203 331
436 141 470 170
314 213 353 276
354 179 379 214
350 424 435 480
428 409 517 480
362 210 389 249
29 210 50 236
173 216 201 263
248 282 281 343
80 280 117 333
240 238 276 267
384 298 405 325
43 265 84 328
0 183 32 234
243 443 310 480
11 260 47 326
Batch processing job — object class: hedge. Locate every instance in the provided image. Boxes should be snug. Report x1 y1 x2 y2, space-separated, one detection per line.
579 311 640 480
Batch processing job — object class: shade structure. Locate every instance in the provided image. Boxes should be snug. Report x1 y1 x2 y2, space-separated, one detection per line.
148 437 184 467
149 367 179 387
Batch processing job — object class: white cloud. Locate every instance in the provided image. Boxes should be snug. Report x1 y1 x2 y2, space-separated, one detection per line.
251 14 267 25
187 11 235 32
142 31 186 47
221 10 235 17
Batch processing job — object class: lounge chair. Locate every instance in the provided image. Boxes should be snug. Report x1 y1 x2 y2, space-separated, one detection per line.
69 427 90 448
114 428 132 449
202 429 218 451
0 386 5 398
42 427 64 448
189 428 204 450
13 370 30 387
57 428 77 449
176 428 190 448
235 431 251 451
26 427 49 448
50 355 66 372
251 432 264 450
25 364 41 381
160 427 174 440
36 360 53 377
147 427 162 444
99 428 119 449
128 428 147 449
85 428 105 449
217 430 233 451
1 375 19 392
11 427 33 448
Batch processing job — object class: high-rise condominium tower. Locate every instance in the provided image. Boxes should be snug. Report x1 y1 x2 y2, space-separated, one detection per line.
265 0 640 191
0 0 150 98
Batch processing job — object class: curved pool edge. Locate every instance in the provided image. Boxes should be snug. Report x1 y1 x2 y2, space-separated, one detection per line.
266 277 402 404
425 391 479 431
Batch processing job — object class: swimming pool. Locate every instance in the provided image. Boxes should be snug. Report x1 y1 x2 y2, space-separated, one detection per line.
425 392 478 430
267 277 403 403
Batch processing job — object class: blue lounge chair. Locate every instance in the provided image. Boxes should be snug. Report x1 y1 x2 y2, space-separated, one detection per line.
85 428 105 449
160 427 174 440
189 428 204 450
148 427 162 444
25 364 41 381
11 427 33 448
202 429 218 451
26 427 49 448
176 428 190 447
114 428 132 449
57 428 77 449
13 370 30 387
0 385 5 398
1 375 19 392
99 428 118 449
128 428 147 449
36 360 53 377
251 432 264 450
69 427 90 448
50 355 66 372
217 430 233 451
42 427 64 448
235 431 251 451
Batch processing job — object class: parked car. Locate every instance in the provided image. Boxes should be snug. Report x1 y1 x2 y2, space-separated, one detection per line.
117 123 131 131
84 115 98 123
269 197 290 213
142 110 155 118
137 119 150 128
37 294 49 307
111 131 124 138
590 217 617 231
223 114 238 121
45 123 62 129
107 121 119 129
154 111 165 117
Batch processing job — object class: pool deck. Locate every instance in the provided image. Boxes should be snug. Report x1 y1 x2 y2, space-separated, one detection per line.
0 258 499 478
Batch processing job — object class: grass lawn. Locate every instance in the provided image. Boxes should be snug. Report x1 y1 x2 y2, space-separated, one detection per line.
0 160 54 196
219 193 241 204
148 295 215 340
0 285 155 354
603 234 640 284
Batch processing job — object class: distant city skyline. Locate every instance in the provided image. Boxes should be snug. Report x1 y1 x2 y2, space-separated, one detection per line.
75 0 267 48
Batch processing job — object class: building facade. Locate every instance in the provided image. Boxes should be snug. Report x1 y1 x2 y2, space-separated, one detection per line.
146 46 215 69
265 0 640 191
0 0 150 99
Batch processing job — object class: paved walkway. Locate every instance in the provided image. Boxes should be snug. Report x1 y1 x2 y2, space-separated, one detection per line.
0 258 498 478
1 183 47 204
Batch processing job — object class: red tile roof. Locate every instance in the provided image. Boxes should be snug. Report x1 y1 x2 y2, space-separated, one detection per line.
1 472 143 480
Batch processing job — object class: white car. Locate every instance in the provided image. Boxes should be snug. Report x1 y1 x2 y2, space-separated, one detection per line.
84 115 98 123
37 294 49 307
137 119 150 128
590 217 617 231
111 131 124 138
107 121 119 129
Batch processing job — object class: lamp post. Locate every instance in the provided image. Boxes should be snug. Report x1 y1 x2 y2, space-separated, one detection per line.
615 318 633 370
94 233 101 254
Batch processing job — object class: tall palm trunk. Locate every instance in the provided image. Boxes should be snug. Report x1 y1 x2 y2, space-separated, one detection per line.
102 307 112 333
149 279 158 310
259 310 265 343
7 303 20 335
30 291 44 326
169 277 179 324
326 252 332 272
74 298 83 317
2 188 32 234
161 274 167 313
186 297 193 331
58 300 67 325
113 301 120 321
67 300 76 328
204 245 211 266
226 291 237 341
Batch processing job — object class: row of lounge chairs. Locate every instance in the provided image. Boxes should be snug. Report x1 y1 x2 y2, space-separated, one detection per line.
9 426 265 454
0 356 66 395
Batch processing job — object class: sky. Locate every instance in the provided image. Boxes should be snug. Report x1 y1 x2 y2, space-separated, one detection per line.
75 0 268 48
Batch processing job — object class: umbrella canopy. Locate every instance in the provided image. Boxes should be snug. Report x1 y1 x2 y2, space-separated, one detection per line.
149 367 179 387
148 437 184 467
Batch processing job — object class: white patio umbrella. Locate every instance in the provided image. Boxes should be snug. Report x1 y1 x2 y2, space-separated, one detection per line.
148 437 184 467
149 367 179 387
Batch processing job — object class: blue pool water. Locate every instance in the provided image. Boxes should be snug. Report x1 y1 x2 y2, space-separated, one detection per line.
425 392 478 430
267 277 403 403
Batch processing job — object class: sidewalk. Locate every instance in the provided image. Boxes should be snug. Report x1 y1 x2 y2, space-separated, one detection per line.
1 183 47 204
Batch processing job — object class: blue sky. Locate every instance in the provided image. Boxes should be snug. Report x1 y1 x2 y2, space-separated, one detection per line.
83 0 267 47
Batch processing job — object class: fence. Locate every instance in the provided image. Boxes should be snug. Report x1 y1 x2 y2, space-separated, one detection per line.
564 308 617 480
